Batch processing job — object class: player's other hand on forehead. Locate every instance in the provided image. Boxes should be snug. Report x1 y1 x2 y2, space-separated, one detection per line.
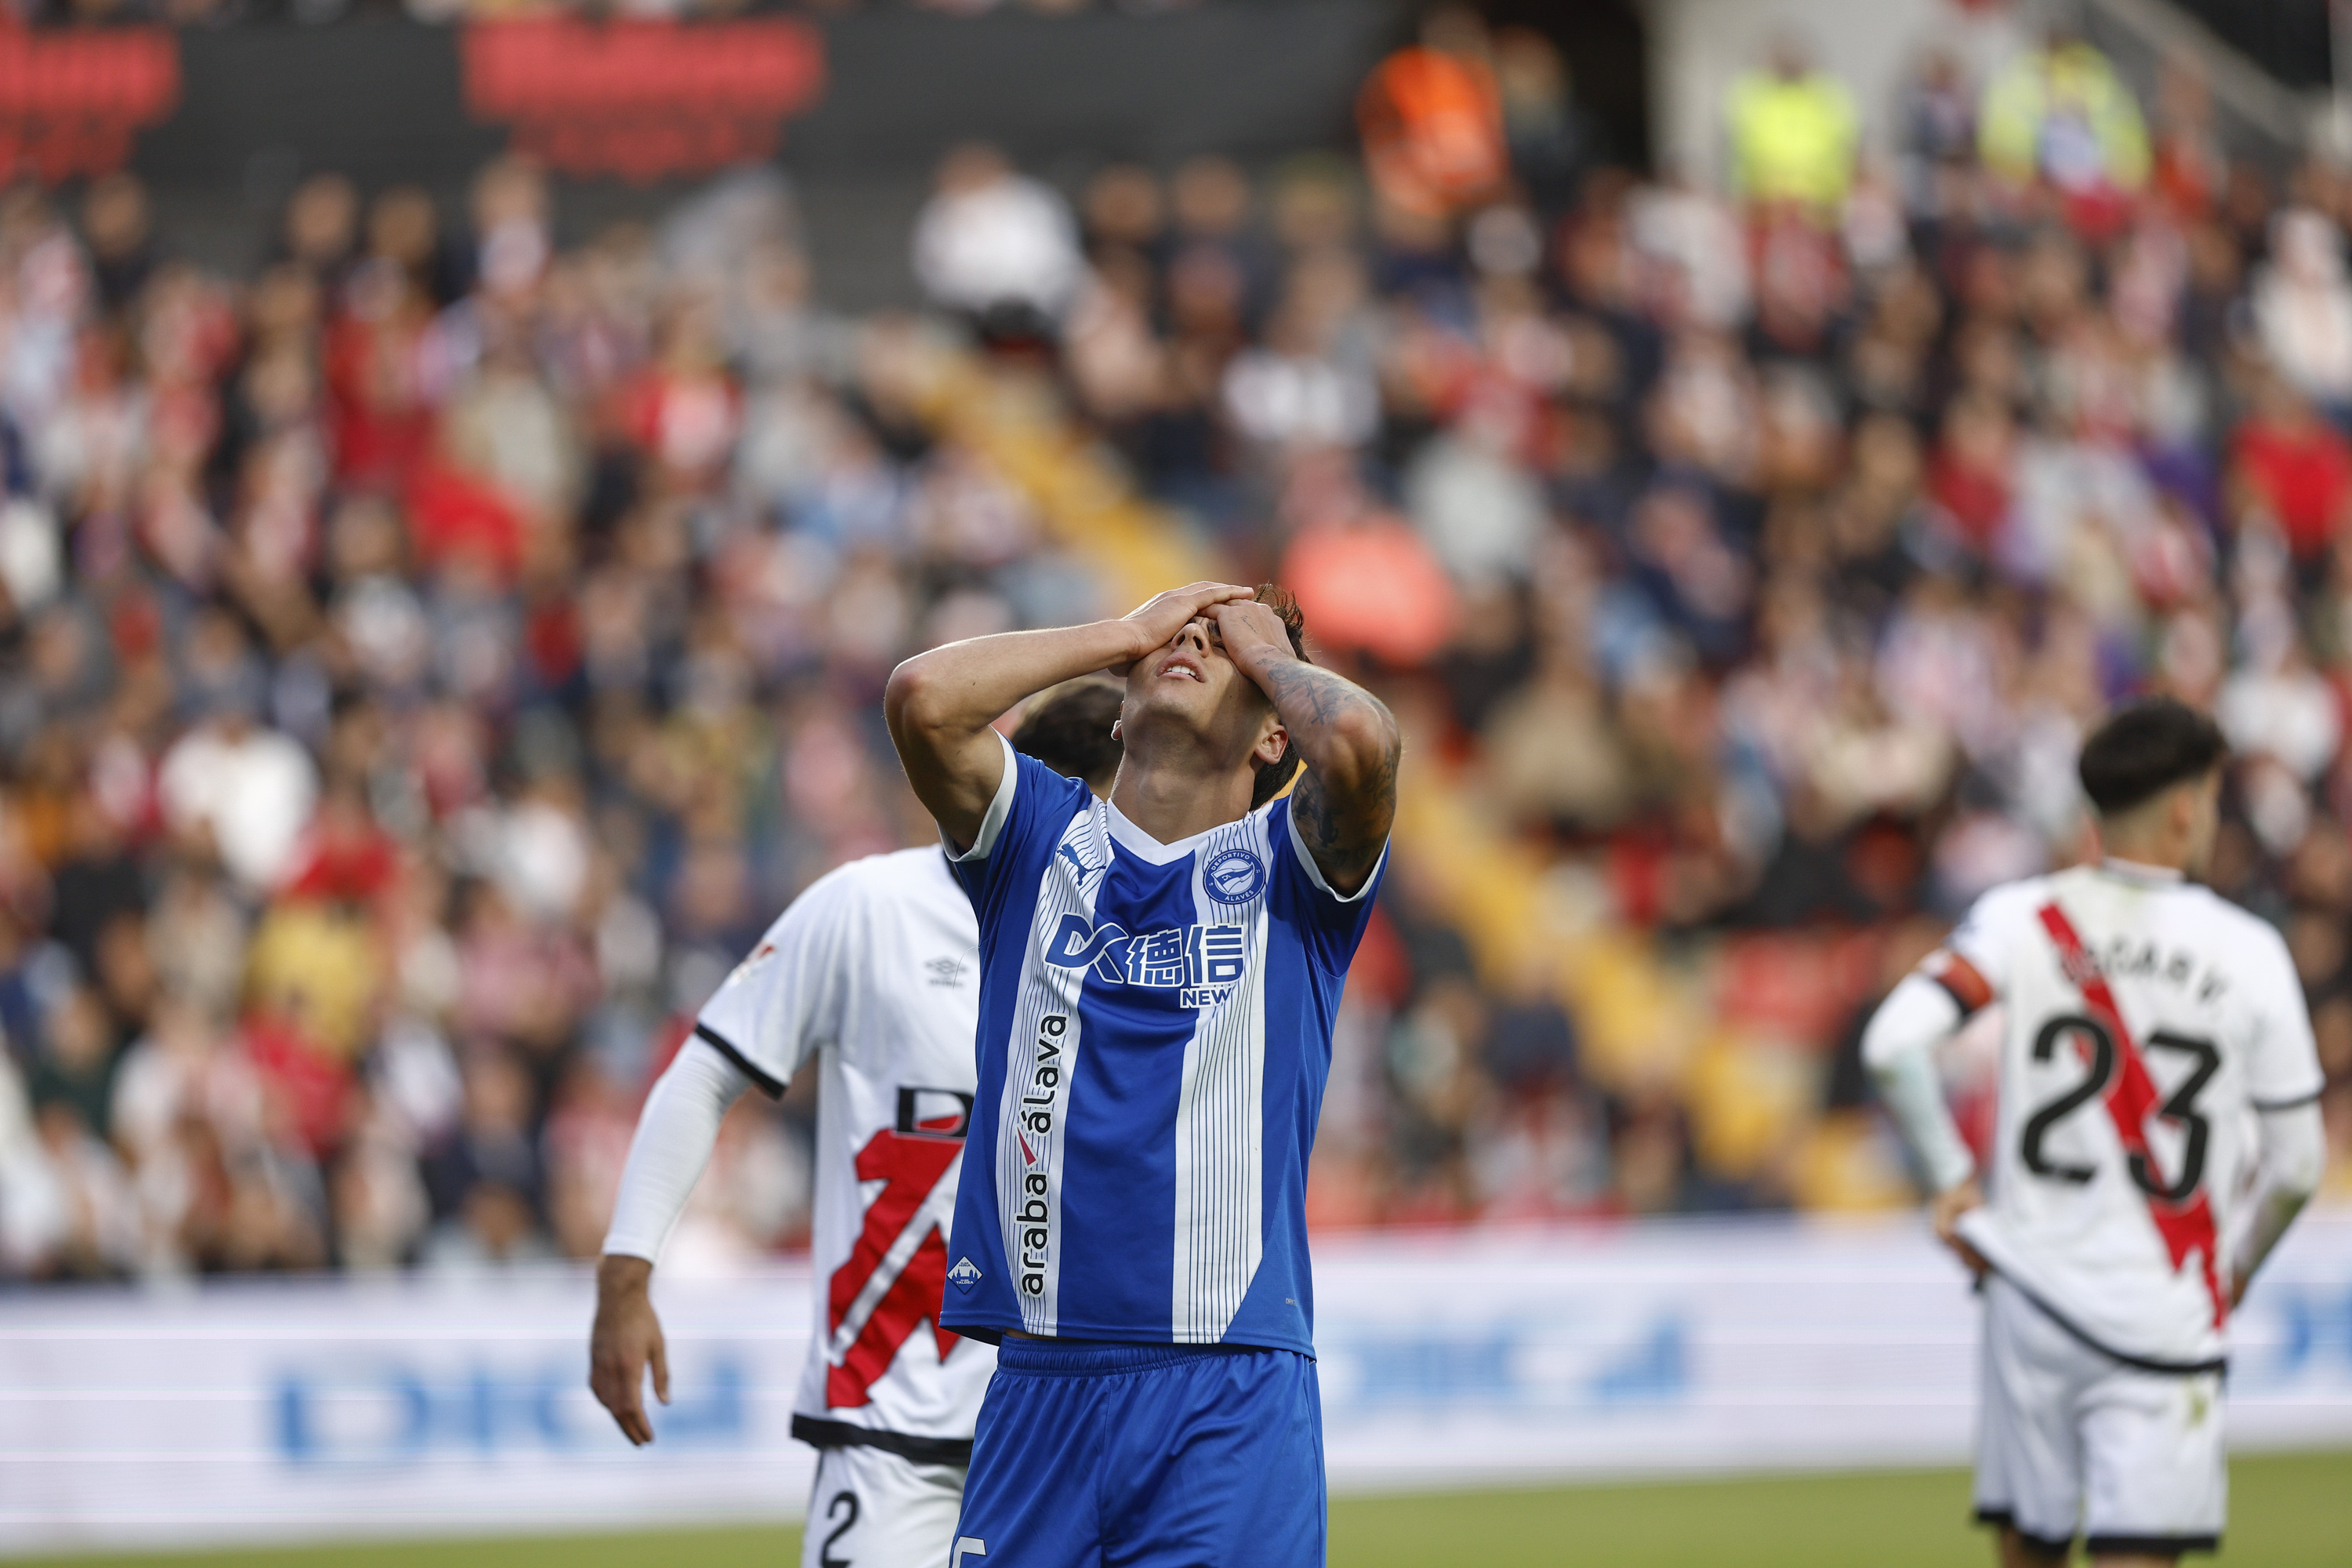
1207 597 1296 662
1112 582 1254 673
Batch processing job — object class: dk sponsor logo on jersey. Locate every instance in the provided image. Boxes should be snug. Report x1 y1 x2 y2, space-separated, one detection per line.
1043 914 1247 1007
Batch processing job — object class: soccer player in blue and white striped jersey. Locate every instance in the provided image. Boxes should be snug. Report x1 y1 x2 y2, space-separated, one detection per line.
884 580 1397 1568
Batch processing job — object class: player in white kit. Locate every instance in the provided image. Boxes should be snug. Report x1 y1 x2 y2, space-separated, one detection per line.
1863 698 2326 1567
588 682 1121 1568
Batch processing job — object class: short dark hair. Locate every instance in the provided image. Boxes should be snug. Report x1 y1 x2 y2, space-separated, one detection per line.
1013 680 1123 791
1247 584 1308 810
2077 697 2228 816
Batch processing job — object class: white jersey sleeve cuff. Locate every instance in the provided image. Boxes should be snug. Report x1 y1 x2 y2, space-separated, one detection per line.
1284 798 1387 904
946 731 1018 865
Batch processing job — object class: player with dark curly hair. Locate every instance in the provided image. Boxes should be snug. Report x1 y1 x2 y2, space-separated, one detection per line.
886 579 1398 1568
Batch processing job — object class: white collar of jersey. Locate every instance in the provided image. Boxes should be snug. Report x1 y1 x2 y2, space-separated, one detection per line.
2100 856 2183 885
1104 797 1248 865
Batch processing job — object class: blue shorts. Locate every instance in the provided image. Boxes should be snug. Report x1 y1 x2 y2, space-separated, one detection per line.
948 1338 1325 1568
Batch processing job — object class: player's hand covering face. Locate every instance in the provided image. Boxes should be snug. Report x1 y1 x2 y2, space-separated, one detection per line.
1108 581 1254 676
1120 611 1288 771
1205 596 1298 666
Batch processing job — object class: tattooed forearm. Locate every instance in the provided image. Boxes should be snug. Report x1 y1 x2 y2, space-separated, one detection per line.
1250 655 1399 895
1259 658 1378 733
1292 744 1398 887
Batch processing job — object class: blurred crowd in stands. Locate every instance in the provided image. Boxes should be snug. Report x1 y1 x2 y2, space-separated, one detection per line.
4 5 2352 1283
12 0 1189 25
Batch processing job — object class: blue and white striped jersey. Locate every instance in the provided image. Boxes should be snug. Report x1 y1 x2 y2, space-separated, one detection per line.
940 734 1385 1353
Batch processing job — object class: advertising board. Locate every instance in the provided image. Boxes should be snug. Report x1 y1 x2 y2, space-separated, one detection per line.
3 1214 2348 1554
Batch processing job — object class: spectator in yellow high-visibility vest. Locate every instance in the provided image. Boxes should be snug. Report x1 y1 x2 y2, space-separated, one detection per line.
1725 37 1860 216
1978 27 2148 234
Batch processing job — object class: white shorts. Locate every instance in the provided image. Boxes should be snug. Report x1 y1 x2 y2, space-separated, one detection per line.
801 1442 967 1568
1973 1276 2226 1558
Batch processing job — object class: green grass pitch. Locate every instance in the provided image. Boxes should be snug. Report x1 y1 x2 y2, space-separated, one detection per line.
20 1452 2348 1568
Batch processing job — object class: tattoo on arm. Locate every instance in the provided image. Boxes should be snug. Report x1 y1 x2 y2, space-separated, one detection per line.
1290 752 1398 887
1260 659 1358 731
1257 659 1399 893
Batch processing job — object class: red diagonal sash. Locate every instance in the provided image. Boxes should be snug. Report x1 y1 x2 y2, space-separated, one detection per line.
823 1128 963 1407
2036 901 2227 1327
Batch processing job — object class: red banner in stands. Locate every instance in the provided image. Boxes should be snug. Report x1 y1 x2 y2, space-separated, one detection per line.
459 17 825 183
0 24 178 183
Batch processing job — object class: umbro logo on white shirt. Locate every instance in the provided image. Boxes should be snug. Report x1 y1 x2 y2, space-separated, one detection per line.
927 955 971 988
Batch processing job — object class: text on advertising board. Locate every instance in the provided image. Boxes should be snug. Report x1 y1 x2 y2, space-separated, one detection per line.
459 17 824 182
0 26 178 183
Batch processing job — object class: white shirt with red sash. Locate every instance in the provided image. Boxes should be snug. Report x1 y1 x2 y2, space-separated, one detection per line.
1926 859 2323 1369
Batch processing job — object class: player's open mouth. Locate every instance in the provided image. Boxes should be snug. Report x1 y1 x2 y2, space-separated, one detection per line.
1160 657 1204 681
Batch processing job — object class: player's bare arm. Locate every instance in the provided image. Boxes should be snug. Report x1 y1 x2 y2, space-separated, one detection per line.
886 582 1254 848
1212 598 1399 895
588 1254 670 1446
